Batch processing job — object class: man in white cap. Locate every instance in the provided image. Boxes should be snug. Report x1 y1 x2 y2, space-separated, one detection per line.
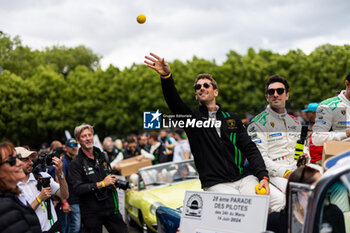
16 147 69 232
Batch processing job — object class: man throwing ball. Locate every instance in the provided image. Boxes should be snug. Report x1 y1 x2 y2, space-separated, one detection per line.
145 53 285 211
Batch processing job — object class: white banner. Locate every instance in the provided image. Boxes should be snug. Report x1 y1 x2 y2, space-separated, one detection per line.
180 191 270 233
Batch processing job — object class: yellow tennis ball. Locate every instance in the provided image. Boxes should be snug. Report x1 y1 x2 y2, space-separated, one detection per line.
255 184 266 195
137 14 146 24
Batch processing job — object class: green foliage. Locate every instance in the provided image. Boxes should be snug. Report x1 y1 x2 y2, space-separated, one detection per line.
1 31 350 146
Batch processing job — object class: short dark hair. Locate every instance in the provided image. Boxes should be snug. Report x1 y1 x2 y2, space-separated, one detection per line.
126 136 135 144
149 132 159 141
137 133 146 141
285 165 320 212
346 71 350 82
175 128 185 139
265 75 289 93
194 73 218 90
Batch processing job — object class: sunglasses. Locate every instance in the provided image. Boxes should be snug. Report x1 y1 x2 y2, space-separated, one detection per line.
194 82 212 91
267 88 285 95
68 144 78 148
105 145 114 148
0 155 18 166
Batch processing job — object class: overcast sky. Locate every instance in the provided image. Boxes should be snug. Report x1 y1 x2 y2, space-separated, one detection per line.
1 0 349 70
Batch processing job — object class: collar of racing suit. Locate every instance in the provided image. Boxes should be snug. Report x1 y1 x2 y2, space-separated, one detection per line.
339 90 350 105
199 103 221 116
266 105 288 119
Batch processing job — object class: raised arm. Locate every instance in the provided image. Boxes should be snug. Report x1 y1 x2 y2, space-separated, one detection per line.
144 53 192 116
144 53 171 76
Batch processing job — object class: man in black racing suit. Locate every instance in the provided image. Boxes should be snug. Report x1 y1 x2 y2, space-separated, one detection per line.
144 53 270 198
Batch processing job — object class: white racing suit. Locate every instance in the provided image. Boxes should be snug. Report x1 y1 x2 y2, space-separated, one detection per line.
312 90 350 146
312 90 350 211
247 105 307 211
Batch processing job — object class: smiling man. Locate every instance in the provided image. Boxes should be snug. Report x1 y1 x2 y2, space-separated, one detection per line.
68 123 128 233
248 75 306 207
145 53 273 206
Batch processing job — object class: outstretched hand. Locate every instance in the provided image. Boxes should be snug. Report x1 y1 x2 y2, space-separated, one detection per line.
144 53 171 76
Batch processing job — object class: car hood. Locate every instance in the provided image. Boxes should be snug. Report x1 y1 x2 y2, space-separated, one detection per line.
143 179 201 209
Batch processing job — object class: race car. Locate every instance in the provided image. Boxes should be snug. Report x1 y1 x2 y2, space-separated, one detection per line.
124 159 202 233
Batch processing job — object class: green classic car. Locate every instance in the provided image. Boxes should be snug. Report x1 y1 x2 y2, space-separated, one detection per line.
125 159 202 232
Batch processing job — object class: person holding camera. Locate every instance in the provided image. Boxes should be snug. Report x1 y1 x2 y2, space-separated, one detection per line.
52 139 81 233
16 146 69 233
68 123 128 233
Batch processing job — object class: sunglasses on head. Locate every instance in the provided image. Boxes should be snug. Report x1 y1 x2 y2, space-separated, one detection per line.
0 155 18 166
194 82 212 91
68 143 78 148
267 88 285 95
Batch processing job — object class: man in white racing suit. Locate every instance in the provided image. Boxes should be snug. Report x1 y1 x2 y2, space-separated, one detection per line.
312 73 350 146
248 75 308 196
311 73 350 212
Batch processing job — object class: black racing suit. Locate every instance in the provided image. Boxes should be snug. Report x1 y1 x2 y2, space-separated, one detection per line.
123 147 141 160
68 147 127 233
161 75 268 188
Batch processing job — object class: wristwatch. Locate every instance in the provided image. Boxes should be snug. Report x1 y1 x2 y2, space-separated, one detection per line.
59 173 65 179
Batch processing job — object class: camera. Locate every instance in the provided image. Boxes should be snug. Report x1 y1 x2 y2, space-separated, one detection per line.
297 155 307 167
94 179 129 202
115 179 129 190
32 151 61 173
36 176 51 190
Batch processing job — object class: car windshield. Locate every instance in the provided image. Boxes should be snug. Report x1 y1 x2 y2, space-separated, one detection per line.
139 160 198 186
289 183 314 233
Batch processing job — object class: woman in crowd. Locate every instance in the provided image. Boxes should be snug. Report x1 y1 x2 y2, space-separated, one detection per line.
0 142 41 233
267 165 345 233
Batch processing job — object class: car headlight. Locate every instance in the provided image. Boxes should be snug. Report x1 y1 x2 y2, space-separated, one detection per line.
150 202 164 215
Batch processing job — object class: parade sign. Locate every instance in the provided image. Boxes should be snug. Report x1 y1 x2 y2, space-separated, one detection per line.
180 191 269 233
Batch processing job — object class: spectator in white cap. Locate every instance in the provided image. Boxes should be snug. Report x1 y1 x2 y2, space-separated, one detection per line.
16 146 69 232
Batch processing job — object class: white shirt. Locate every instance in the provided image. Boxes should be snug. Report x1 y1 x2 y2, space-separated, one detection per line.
18 172 60 231
173 140 192 162
209 105 221 137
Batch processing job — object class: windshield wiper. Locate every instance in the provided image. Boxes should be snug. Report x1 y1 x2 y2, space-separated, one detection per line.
147 182 167 186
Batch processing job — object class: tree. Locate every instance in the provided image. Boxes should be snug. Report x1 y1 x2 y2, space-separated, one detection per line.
2 31 350 146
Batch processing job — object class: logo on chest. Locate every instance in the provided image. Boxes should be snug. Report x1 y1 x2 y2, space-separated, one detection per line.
84 166 95 175
268 133 282 138
226 119 236 129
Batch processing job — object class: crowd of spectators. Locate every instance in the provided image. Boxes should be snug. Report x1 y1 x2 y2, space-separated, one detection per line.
0 127 192 233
